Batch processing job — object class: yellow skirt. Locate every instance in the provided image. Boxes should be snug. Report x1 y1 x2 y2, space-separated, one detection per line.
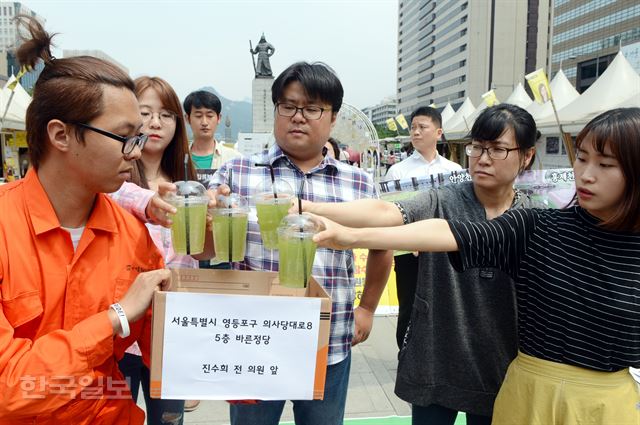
493 352 640 425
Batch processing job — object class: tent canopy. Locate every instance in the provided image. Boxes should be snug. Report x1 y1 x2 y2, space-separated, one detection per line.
538 52 640 127
0 76 31 131
442 97 475 135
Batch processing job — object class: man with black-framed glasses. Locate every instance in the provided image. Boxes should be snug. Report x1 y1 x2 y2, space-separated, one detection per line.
0 18 172 424
74 122 148 156
208 61 393 425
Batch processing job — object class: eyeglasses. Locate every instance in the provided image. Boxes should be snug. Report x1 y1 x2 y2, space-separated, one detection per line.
140 109 176 125
75 123 148 155
275 103 330 120
465 143 520 160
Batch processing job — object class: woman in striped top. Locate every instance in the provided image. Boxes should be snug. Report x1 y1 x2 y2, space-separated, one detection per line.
312 108 640 424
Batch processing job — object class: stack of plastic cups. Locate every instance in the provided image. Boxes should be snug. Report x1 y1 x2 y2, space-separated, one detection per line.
277 213 321 288
212 193 249 262
165 181 209 255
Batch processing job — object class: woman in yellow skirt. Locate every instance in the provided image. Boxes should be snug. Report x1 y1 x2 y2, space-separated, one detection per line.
311 108 640 424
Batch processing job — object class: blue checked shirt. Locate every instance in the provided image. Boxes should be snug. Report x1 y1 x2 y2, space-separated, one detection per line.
209 145 378 365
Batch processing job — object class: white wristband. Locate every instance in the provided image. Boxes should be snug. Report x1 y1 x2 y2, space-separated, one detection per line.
110 303 130 338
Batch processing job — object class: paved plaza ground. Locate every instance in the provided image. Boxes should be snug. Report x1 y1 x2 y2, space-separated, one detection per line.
142 315 467 425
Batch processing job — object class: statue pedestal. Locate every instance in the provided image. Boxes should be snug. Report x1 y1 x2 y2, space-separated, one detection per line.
252 77 275 133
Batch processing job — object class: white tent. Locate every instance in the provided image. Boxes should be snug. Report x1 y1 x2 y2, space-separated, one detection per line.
446 84 533 139
527 69 580 122
440 103 455 124
0 76 31 130
537 52 640 128
447 103 485 140
443 97 475 135
504 83 533 108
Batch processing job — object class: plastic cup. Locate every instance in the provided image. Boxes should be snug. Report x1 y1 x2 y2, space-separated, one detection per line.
166 181 209 255
277 214 322 288
212 194 249 262
254 178 294 250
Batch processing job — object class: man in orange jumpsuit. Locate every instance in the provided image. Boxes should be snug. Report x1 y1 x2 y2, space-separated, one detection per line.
0 18 172 425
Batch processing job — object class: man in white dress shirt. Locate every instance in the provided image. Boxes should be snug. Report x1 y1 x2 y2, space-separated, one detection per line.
385 106 461 182
384 106 462 349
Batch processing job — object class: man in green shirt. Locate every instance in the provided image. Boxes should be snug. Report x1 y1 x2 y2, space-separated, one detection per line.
183 91 241 275
183 90 241 183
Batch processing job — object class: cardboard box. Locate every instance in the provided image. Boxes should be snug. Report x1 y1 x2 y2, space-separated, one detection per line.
150 269 331 400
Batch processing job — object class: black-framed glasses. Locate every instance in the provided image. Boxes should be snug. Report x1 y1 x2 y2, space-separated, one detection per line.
465 143 520 160
275 102 330 120
75 123 148 155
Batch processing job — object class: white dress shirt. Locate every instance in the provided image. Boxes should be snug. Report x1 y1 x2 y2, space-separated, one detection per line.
385 150 462 181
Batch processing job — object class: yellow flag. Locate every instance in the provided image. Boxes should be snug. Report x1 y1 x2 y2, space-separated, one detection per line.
386 118 398 131
481 89 499 107
395 114 408 130
428 103 437 108
6 66 29 91
525 68 552 104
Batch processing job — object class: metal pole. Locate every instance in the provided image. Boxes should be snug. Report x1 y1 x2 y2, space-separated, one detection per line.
550 97 575 165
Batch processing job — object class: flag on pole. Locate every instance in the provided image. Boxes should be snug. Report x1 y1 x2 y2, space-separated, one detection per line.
428 103 437 108
481 89 499 107
525 68 553 104
386 118 398 131
7 66 29 91
395 114 408 130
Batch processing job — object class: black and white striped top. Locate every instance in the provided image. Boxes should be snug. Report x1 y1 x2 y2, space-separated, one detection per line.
448 207 640 372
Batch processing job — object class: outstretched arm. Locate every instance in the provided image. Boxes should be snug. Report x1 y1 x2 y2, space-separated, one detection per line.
312 215 458 253
295 199 403 228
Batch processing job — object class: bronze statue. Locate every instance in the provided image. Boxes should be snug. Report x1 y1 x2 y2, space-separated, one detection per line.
249 34 275 78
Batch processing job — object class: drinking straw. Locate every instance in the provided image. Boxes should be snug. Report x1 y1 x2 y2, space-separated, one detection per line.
184 154 191 255
255 163 278 199
299 178 307 288
228 168 233 263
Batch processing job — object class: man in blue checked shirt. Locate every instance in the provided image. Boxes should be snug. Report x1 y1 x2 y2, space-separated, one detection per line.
208 61 393 425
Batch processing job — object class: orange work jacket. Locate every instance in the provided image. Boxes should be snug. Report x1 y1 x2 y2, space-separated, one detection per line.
0 170 164 424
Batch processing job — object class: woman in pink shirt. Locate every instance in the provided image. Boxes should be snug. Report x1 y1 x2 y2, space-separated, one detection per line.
112 76 206 424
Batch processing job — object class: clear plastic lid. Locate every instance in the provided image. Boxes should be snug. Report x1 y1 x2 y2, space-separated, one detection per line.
278 213 323 237
165 180 209 203
254 178 294 201
214 193 249 214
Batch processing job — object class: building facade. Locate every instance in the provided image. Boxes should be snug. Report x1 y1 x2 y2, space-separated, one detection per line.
362 96 398 126
550 0 640 93
396 0 549 114
0 2 46 91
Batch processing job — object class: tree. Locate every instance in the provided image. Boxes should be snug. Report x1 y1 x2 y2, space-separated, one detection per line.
374 124 398 139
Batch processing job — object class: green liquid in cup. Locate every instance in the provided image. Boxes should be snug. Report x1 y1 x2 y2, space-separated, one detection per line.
256 198 291 249
171 204 207 255
213 212 248 262
278 235 317 288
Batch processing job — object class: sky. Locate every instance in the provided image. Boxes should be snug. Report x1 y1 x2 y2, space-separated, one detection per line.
26 0 398 109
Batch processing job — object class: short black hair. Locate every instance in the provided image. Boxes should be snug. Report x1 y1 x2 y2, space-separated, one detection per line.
183 90 222 116
272 62 343 113
410 106 442 128
469 104 538 151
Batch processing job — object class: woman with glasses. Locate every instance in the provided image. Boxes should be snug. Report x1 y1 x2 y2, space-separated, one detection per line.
298 104 537 425
312 108 640 424
111 76 205 425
